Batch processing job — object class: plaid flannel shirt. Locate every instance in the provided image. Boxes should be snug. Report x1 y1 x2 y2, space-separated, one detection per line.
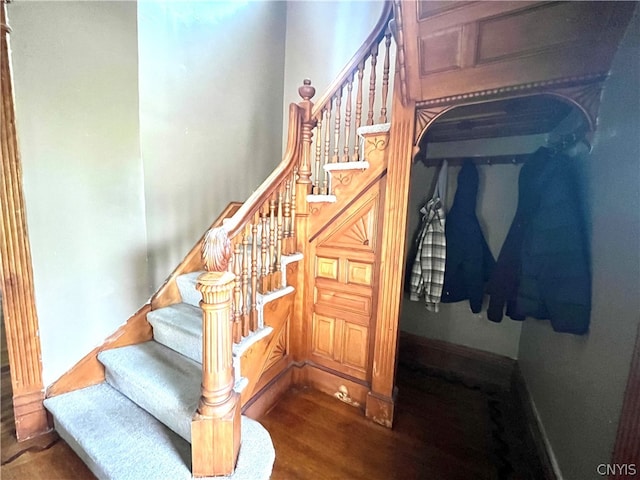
409 197 446 311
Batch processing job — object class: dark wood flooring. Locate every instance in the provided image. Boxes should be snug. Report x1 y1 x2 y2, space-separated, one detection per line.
1 359 543 480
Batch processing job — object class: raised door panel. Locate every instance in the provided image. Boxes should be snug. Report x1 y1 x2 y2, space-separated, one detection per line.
341 322 369 373
311 314 337 361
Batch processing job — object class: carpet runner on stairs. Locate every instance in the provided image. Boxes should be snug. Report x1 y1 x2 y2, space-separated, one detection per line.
43 271 276 480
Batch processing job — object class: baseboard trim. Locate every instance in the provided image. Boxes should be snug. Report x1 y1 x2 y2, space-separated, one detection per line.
399 331 516 390
511 366 561 480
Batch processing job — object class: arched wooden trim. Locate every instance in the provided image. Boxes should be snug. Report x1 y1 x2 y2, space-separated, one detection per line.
0 2 50 440
414 74 608 144
413 88 600 152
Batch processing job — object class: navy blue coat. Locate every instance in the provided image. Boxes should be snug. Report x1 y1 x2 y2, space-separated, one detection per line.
441 161 495 313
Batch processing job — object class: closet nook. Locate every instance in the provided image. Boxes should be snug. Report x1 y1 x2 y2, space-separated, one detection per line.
401 95 592 359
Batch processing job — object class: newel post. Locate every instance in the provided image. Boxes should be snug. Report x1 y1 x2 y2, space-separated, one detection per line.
297 79 316 186
192 227 241 477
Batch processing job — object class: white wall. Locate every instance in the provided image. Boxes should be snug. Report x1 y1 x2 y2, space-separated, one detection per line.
282 1 384 141
518 9 640 479
9 2 149 386
400 160 524 358
138 1 287 288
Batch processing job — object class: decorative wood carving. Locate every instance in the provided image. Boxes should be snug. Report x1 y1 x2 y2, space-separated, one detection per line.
264 325 289 373
202 226 233 272
1 3 48 440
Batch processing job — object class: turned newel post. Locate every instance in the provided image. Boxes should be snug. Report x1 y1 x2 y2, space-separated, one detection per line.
297 79 316 186
192 227 241 477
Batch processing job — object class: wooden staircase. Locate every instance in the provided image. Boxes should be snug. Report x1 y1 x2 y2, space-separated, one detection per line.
42 3 398 478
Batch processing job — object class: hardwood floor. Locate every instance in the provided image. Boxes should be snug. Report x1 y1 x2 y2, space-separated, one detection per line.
0 359 544 480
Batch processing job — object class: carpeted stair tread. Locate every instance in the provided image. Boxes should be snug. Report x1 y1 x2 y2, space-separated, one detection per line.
176 271 205 307
98 341 200 443
44 383 275 480
147 303 203 363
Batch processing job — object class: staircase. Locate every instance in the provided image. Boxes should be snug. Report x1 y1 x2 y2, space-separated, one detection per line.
44 270 279 480
42 3 397 478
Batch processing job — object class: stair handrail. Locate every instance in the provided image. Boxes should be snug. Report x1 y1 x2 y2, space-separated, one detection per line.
311 1 394 119
212 103 303 241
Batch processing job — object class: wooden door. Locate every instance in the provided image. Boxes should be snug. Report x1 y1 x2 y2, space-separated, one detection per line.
309 185 383 381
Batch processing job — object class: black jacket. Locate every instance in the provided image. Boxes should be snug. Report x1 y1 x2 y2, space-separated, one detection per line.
441 161 495 313
487 148 591 334
515 152 591 334
486 148 550 322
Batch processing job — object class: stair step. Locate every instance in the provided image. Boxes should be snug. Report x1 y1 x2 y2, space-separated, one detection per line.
147 302 203 363
176 271 204 307
44 383 275 480
307 194 337 203
98 341 200 443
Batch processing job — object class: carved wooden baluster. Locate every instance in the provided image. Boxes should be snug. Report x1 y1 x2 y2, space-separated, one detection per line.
314 112 323 194
260 204 269 293
250 213 258 331
268 194 276 291
353 62 364 161
241 226 250 338
297 79 315 185
195 227 240 477
283 178 292 254
290 168 297 250
332 89 342 163
367 43 379 126
343 74 353 163
323 103 332 193
379 32 392 123
233 240 242 343
274 186 284 289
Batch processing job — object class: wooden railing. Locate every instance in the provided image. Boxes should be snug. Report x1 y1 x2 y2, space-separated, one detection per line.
191 3 395 476
308 1 395 195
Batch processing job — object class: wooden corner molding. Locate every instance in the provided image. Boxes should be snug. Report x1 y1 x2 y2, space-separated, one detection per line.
1 2 50 440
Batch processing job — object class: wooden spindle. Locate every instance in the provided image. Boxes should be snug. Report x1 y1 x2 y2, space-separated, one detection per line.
379 32 392 123
367 43 379 126
290 169 297 251
194 228 240 477
233 241 242 343
343 75 353 163
354 62 365 161
314 113 323 194
297 79 316 185
241 226 250 338
260 204 269 293
251 214 258 331
274 187 284 289
268 195 276 291
323 104 332 193
332 90 342 163
283 178 292 254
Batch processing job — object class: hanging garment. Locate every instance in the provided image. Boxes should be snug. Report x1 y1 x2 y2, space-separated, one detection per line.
440 161 495 313
409 161 448 311
515 152 591 334
487 147 551 322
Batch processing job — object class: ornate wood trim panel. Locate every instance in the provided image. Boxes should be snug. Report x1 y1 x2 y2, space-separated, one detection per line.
0 3 49 440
